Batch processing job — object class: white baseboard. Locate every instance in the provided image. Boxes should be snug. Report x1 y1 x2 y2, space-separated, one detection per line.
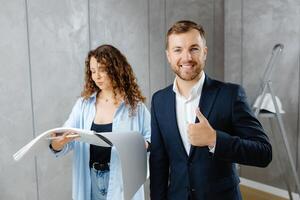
240 177 300 199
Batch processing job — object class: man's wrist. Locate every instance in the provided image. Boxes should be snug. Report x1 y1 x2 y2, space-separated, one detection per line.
208 130 217 146
208 130 216 153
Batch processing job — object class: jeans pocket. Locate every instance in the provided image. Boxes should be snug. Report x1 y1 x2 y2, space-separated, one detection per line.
91 168 110 200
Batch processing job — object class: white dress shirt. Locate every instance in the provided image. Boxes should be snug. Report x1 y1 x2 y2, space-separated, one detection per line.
173 73 215 155
173 73 205 154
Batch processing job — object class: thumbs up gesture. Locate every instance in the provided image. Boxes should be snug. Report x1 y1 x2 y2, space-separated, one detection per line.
187 108 216 147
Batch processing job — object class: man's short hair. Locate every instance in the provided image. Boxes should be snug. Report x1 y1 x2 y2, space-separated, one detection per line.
166 20 206 49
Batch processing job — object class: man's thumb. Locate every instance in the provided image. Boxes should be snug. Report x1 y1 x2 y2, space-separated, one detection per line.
195 107 205 122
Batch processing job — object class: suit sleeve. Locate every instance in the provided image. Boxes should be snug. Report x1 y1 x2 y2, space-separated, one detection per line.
150 93 169 199
214 85 272 167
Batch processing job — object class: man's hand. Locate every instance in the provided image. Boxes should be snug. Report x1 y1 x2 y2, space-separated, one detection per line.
187 108 216 147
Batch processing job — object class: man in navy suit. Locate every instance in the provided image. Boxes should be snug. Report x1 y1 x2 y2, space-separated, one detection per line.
150 20 272 200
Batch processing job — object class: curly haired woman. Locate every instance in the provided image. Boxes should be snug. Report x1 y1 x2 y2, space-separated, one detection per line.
49 44 150 200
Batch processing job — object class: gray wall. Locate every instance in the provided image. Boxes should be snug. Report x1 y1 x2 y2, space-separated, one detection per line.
225 0 300 191
0 0 223 199
3 0 299 199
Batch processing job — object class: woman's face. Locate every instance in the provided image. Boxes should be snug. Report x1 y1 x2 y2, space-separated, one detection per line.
89 56 112 90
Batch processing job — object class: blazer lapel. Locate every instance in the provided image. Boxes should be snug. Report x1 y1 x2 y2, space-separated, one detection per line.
168 86 189 158
188 75 221 159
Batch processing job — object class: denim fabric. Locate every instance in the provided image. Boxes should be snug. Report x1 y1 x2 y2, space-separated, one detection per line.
91 168 110 200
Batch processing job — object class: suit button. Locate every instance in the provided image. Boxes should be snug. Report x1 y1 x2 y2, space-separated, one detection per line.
191 188 196 192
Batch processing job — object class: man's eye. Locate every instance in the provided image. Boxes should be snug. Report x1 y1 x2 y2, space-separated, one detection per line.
191 48 199 51
173 49 181 53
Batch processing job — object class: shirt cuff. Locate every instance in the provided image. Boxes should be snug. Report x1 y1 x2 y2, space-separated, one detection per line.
208 143 216 153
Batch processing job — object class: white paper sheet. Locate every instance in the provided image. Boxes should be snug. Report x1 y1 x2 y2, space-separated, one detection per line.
13 127 147 200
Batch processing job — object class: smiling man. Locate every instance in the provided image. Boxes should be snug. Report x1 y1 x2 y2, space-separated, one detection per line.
150 20 272 200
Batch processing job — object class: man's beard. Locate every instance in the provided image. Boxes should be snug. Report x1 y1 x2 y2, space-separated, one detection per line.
173 64 202 81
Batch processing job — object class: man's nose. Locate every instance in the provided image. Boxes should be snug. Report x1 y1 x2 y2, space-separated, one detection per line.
182 51 192 61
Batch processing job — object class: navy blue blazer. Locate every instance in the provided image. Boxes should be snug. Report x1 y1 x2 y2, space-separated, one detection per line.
150 75 272 200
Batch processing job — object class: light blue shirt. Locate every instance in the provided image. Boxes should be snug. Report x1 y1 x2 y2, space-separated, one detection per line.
52 93 151 200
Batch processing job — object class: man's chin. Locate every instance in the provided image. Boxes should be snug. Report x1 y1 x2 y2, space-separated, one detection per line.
176 72 200 81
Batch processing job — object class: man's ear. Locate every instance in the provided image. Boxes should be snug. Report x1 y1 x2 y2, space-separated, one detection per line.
166 49 171 63
203 46 208 60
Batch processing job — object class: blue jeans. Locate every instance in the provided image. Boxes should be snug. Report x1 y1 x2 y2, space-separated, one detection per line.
90 167 110 200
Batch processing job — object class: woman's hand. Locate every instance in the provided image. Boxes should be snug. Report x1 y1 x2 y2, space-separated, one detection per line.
50 131 80 151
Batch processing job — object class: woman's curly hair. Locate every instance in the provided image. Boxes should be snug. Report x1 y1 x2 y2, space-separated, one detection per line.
81 44 145 114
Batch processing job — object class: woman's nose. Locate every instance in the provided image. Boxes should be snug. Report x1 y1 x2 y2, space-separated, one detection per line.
95 72 102 79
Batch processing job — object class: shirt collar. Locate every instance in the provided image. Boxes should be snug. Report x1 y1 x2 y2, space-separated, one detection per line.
172 72 205 100
91 92 97 98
